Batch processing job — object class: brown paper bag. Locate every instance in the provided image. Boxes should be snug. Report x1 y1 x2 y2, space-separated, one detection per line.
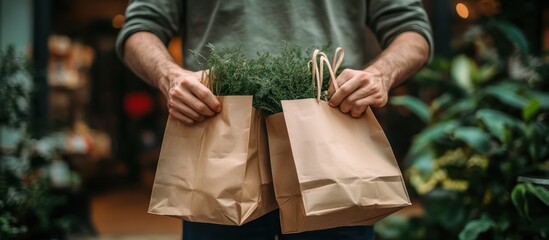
149 96 277 225
267 49 410 233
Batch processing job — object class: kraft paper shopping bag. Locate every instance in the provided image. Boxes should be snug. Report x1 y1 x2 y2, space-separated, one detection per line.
267 49 410 233
149 96 276 226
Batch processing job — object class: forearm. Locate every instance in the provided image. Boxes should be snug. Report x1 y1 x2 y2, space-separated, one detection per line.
367 31 430 88
123 31 186 96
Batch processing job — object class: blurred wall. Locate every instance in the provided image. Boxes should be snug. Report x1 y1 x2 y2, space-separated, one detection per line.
0 0 33 54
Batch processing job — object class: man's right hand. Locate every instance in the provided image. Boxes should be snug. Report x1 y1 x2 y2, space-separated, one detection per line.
122 32 221 125
165 69 221 125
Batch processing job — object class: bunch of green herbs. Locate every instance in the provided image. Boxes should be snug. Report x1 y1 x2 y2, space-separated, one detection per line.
254 44 321 115
192 43 333 115
191 44 264 102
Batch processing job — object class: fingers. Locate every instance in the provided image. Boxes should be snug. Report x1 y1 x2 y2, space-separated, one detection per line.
330 79 359 108
183 79 222 114
329 68 389 118
329 70 357 107
169 108 196 126
168 98 204 121
350 99 368 118
167 71 222 125
173 89 215 116
339 91 388 117
338 88 372 113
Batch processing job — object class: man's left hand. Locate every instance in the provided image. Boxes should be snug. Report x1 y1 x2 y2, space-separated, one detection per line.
328 67 391 118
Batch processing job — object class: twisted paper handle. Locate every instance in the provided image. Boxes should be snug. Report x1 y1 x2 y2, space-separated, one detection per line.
309 47 345 102
202 69 212 91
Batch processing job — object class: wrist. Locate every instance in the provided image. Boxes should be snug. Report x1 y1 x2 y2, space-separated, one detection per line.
158 63 190 97
158 64 176 97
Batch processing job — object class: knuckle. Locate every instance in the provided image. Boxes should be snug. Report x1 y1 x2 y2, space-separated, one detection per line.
372 84 382 92
379 100 388 107
357 71 368 79
341 69 353 76
195 104 208 113
372 97 388 107
180 78 193 88
342 99 356 109
356 101 368 108
169 99 179 106
346 93 360 103
354 99 370 109
339 104 351 113
339 85 352 94
169 88 179 97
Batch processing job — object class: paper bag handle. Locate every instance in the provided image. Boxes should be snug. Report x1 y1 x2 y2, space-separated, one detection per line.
310 48 345 102
309 49 327 101
331 47 344 77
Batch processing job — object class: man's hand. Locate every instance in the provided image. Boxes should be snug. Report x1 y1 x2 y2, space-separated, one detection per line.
166 69 221 125
329 67 390 118
328 31 430 118
122 32 221 125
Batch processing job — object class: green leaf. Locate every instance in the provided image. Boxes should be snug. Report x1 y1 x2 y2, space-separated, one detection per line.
452 127 493 154
442 98 476 119
512 182 549 233
431 93 453 112
522 98 540 123
528 91 549 108
525 182 549 206
474 65 496 83
492 21 529 53
512 183 530 220
476 109 521 142
390 95 430 123
451 55 476 91
424 189 467 229
459 218 496 240
413 67 443 83
410 149 435 175
430 56 451 71
485 83 529 108
523 123 548 160
408 120 460 158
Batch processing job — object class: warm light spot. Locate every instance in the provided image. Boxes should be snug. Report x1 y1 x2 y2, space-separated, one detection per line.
112 14 125 29
456 3 470 19
168 37 183 66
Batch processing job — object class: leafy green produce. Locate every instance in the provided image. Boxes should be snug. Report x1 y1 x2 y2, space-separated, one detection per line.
192 43 335 115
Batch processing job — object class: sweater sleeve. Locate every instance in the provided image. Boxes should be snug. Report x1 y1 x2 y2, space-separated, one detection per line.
115 0 183 60
366 0 434 62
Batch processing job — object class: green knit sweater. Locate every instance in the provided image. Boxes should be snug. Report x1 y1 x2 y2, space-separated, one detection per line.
116 0 433 70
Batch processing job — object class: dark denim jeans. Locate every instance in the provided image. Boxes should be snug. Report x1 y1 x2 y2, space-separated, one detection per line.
182 210 374 240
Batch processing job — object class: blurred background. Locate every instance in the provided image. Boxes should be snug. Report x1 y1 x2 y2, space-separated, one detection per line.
0 0 548 239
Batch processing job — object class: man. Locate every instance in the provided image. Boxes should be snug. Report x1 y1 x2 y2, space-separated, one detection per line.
116 0 432 239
